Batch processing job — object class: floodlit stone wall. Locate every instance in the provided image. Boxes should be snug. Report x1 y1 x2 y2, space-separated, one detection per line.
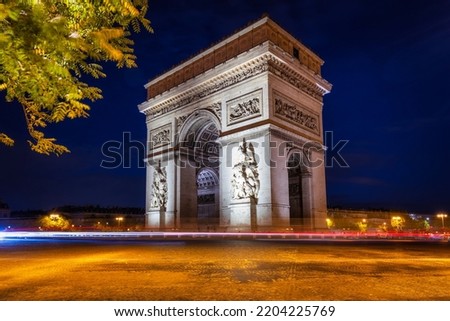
139 16 331 231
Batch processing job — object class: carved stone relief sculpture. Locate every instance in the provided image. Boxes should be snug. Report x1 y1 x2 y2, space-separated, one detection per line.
229 98 260 121
273 92 320 135
175 102 221 136
147 56 269 119
175 115 188 134
206 102 222 121
150 125 171 148
150 164 168 209
227 90 262 125
231 139 260 200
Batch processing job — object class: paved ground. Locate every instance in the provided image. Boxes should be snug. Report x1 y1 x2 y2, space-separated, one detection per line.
0 239 449 300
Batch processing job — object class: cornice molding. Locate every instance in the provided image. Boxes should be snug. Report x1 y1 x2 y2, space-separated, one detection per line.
141 52 330 120
267 55 330 101
141 54 271 118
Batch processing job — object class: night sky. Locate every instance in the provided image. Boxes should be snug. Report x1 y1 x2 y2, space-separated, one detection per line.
1 0 449 214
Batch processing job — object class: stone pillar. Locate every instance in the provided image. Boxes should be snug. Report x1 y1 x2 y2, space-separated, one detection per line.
267 135 290 230
176 154 198 230
311 148 327 230
214 185 220 227
229 198 256 231
218 140 232 230
144 159 154 229
221 137 261 232
163 156 176 230
301 173 313 230
145 161 170 230
146 208 165 230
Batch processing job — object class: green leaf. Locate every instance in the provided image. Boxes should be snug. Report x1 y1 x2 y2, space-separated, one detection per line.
0 0 152 155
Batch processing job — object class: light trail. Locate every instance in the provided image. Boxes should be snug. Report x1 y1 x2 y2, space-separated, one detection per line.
0 230 448 242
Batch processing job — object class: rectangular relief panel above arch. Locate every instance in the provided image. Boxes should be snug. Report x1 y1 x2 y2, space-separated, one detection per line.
149 123 172 150
226 89 263 126
272 90 321 137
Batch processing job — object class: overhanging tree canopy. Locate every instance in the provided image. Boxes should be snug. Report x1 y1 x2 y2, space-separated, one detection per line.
0 0 152 155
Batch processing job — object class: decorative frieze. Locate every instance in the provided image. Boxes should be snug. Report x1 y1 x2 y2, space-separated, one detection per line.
231 139 260 200
150 124 171 149
206 102 222 121
174 102 221 135
150 164 168 209
175 115 188 134
227 90 262 125
267 57 327 101
143 53 328 120
145 55 271 118
273 91 320 136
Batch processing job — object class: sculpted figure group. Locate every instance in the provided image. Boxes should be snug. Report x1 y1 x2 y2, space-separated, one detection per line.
231 139 260 200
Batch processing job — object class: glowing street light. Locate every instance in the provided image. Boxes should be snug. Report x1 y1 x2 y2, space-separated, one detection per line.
437 213 447 228
49 213 60 220
326 218 333 229
41 213 69 230
115 217 124 228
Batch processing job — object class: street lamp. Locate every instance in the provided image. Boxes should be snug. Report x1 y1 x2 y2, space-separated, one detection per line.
391 216 404 232
115 217 124 228
326 218 333 229
49 213 60 220
437 213 447 228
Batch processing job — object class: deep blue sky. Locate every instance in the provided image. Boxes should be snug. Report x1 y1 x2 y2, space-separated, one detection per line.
1 0 449 214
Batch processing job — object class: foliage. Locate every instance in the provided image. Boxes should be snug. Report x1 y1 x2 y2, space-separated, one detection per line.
390 216 405 232
39 213 70 230
0 0 152 155
356 220 367 233
379 223 388 232
326 218 334 229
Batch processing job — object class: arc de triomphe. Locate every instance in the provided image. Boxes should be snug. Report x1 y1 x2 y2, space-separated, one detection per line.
138 16 332 231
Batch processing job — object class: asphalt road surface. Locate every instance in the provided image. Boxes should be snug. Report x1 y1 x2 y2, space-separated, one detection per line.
0 239 449 300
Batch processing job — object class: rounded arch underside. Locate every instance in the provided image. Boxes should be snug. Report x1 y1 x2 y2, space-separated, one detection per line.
177 109 221 148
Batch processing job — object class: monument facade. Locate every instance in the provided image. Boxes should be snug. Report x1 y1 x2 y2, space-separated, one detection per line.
138 16 332 231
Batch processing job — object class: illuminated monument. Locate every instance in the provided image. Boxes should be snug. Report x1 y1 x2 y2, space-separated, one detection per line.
138 16 332 231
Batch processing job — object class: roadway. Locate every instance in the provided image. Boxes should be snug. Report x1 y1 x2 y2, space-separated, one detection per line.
0 236 449 300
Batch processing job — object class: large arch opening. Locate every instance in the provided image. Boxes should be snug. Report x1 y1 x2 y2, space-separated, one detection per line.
197 167 220 230
287 152 306 229
178 111 221 230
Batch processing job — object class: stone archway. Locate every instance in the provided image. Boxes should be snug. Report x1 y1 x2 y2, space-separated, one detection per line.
139 16 331 231
197 167 220 230
287 151 312 230
176 111 221 230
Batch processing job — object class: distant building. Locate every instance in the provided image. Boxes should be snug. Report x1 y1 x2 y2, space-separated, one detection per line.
327 208 408 230
1 206 144 230
0 201 11 218
52 206 145 229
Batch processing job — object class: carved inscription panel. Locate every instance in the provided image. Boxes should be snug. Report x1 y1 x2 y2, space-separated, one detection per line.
273 91 320 136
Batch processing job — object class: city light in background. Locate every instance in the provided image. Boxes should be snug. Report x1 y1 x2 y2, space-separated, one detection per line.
437 213 447 228
115 216 124 228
